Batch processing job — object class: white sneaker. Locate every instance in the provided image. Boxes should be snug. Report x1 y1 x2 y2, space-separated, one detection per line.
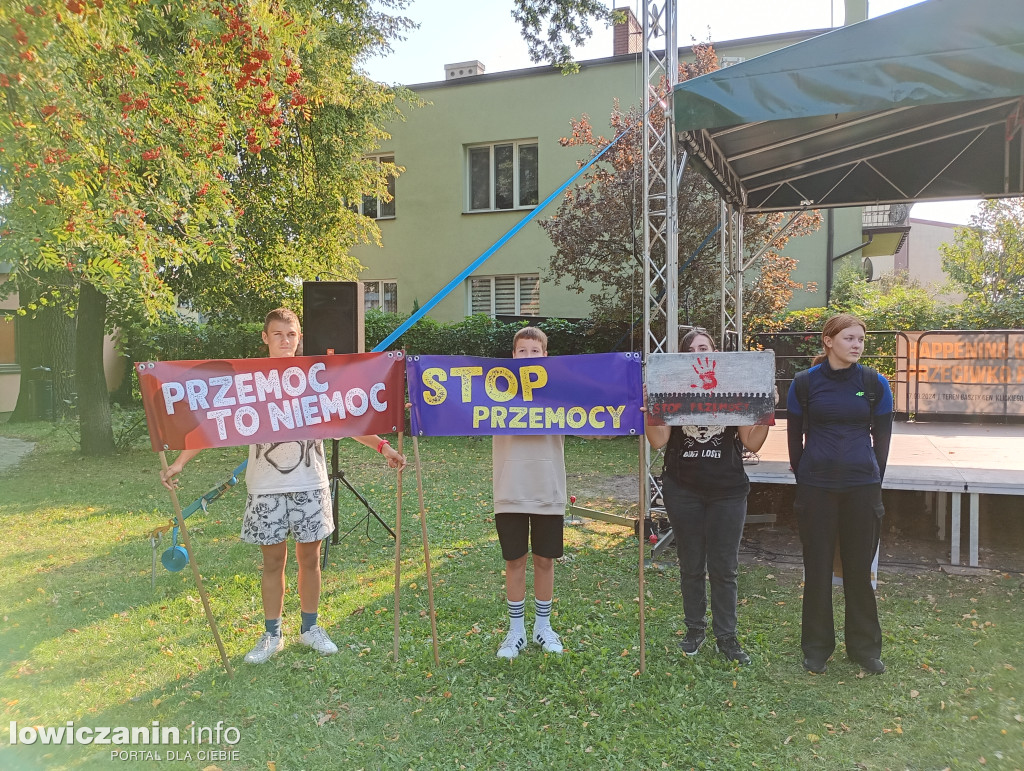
299 625 339 655
244 633 284 664
299 622 339 651
533 626 564 654
496 630 527 659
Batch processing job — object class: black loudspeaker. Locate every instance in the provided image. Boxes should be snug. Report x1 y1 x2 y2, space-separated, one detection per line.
302 281 364 355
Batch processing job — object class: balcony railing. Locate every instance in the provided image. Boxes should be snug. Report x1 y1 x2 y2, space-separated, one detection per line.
862 203 910 228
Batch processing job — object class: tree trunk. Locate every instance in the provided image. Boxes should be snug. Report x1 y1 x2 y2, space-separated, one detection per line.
9 272 78 422
76 282 114 455
9 276 44 422
46 271 77 419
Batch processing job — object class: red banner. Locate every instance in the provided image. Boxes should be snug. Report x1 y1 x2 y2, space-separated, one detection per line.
136 352 405 451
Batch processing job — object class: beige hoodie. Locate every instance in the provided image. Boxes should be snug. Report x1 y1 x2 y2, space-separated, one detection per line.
492 434 567 515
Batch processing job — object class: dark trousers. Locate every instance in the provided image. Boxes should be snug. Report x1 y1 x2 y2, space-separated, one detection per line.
662 475 747 640
795 483 884 662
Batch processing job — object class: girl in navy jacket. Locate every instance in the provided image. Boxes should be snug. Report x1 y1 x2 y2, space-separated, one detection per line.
787 313 893 675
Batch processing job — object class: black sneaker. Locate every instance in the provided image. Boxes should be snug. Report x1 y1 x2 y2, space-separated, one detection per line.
678 628 706 656
849 655 886 674
716 637 751 665
803 657 828 674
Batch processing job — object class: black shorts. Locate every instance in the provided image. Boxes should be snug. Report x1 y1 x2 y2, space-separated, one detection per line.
495 513 564 561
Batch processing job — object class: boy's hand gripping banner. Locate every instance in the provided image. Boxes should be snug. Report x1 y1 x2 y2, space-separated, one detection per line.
407 352 644 436
646 351 776 426
136 352 406 451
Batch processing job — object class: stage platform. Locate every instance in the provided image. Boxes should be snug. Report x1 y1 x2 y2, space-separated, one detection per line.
744 420 1024 568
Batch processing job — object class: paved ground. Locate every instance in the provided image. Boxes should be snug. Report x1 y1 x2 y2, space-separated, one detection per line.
0 436 35 474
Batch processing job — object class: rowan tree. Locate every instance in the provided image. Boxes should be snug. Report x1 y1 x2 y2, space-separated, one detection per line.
0 0 410 452
540 43 820 345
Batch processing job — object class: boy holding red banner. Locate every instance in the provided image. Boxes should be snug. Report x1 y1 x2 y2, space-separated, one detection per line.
160 308 406 664
493 327 567 659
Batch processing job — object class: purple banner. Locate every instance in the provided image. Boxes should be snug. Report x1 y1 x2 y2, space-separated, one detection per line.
407 353 644 436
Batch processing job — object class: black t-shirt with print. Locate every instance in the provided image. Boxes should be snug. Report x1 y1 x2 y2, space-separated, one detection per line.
662 424 749 497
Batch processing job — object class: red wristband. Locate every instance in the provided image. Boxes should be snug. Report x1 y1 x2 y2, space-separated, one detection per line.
377 439 390 454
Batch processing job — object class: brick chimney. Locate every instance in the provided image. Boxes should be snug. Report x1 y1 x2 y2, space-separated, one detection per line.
613 7 641 56
844 0 868 25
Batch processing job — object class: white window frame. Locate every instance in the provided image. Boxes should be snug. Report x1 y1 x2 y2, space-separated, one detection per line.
465 140 539 213
468 274 540 317
362 279 398 313
355 155 396 220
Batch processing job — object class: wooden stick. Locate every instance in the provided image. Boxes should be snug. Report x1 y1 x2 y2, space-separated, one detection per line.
392 432 405 662
159 451 233 678
413 436 440 666
638 436 646 674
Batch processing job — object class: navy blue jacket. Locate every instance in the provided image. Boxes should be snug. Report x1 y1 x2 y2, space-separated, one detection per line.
786 360 893 488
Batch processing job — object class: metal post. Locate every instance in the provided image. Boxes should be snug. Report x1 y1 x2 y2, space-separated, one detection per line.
719 203 745 351
735 206 744 350
641 0 679 550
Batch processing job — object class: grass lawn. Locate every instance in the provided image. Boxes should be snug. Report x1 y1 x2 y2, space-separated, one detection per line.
1 420 1022 770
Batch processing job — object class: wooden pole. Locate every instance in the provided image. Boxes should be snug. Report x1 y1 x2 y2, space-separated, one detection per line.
638 436 646 674
392 432 405 662
412 436 440 666
159 451 233 678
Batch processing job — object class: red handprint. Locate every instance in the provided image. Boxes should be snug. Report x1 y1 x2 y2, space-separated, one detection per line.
692 357 718 390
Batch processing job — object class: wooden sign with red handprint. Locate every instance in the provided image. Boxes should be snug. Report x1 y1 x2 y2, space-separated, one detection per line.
645 351 776 426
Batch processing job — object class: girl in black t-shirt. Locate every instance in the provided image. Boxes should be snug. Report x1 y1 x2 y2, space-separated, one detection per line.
645 328 772 665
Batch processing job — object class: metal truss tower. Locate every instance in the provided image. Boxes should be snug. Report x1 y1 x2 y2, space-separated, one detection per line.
720 200 744 350
641 0 683 558
642 0 680 359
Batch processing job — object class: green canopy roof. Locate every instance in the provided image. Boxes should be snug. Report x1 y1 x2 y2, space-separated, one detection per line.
674 0 1024 212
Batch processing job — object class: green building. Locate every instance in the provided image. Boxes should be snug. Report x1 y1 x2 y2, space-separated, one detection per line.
350 14 880 323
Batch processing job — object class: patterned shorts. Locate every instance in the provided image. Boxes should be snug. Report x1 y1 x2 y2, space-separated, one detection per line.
241 487 334 545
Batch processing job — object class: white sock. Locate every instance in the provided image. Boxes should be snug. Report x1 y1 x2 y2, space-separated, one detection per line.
508 599 526 637
534 598 553 631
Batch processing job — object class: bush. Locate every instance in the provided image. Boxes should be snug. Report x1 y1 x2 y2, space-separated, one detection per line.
944 294 1024 329
365 309 635 356
124 311 638 371
127 319 266 363
772 270 952 379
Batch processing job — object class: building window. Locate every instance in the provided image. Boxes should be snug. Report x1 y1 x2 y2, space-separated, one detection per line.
363 280 398 313
469 274 540 316
467 141 539 212
355 155 396 220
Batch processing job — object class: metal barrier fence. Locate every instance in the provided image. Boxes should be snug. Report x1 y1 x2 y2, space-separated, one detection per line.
753 329 1024 423
752 330 911 420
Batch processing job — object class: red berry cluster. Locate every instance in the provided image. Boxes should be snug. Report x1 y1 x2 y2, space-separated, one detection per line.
117 92 150 117
204 2 306 154
43 148 70 164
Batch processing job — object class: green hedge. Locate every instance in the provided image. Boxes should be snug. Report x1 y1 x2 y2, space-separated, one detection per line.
125 310 638 365
364 310 637 357
127 320 267 363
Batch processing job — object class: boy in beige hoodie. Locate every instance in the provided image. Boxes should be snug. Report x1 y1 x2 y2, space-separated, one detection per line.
492 327 567 659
